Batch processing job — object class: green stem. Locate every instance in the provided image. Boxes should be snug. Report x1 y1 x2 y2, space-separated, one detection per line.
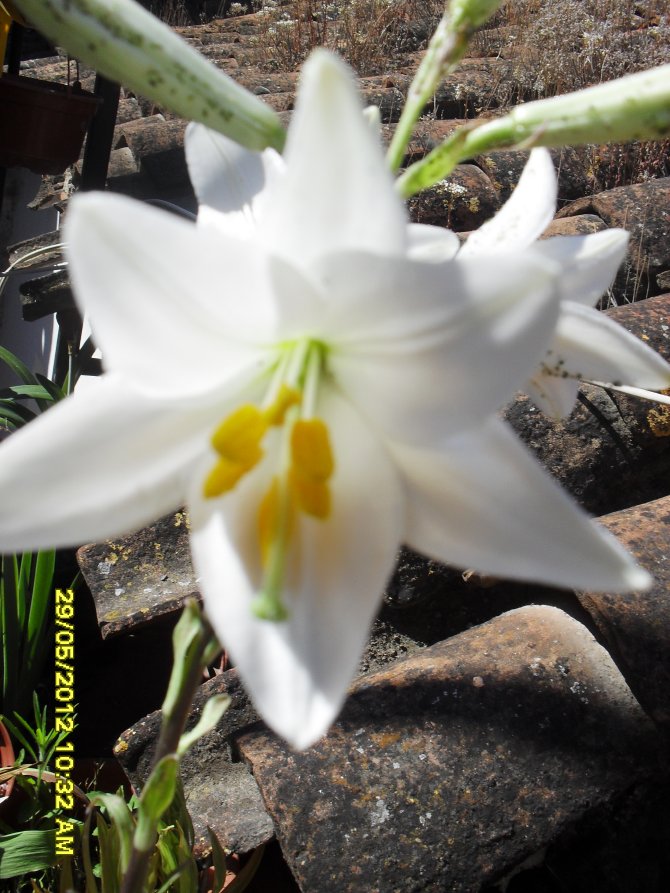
396 116 513 197
397 63 670 199
119 601 216 893
387 12 469 173
387 0 506 173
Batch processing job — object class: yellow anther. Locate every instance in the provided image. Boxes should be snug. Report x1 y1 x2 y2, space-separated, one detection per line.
288 419 334 519
290 419 334 481
211 405 267 464
203 456 249 499
289 470 331 519
205 405 269 500
262 384 301 426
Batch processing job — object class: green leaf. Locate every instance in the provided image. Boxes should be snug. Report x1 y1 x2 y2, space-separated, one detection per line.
171 822 198 893
1 550 55 716
162 601 206 719
0 385 55 402
226 844 265 893
16 553 32 630
178 695 230 756
134 755 179 854
0 401 37 426
163 776 194 851
154 825 180 878
81 807 100 893
1 714 36 765
89 792 135 872
96 811 121 893
0 349 52 413
0 346 40 388
34 373 66 403
0 829 55 878
59 852 76 893
26 551 55 672
138 755 179 825
208 827 228 893
1 555 19 710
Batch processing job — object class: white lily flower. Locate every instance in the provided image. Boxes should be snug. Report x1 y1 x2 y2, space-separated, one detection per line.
0 52 651 749
460 148 670 417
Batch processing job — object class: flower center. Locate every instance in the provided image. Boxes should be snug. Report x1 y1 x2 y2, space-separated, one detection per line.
203 339 334 622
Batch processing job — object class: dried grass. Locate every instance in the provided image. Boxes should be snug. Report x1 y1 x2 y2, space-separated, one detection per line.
475 0 669 102
245 0 669 186
250 0 443 75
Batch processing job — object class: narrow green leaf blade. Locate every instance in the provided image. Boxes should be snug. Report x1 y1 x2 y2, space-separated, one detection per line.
0 384 55 401
89 792 135 871
26 550 55 658
0 346 40 387
178 694 230 756
0 829 55 878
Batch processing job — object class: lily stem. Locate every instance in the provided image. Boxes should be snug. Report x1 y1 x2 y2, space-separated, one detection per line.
386 10 471 173
119 601 217 893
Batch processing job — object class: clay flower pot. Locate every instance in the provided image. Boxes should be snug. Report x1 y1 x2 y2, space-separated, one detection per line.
0 74 101 174
0 719 16 813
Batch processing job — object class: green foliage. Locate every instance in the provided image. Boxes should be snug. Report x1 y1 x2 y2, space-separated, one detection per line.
0 696 82 889
82 780 201 893
2 693 71 771
0 829 56 879
0 345 68 433
73 603 232 893
0 550 56 718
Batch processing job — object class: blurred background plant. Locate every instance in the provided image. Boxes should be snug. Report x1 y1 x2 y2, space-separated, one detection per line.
0 694 80 892
0 335 79 720
0 550 55 720
0 603 247 893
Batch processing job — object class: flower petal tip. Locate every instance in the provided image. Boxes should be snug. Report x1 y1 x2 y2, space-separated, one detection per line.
260 693 338 752
581 552 653 595
623 564 653 593
303 46 348 78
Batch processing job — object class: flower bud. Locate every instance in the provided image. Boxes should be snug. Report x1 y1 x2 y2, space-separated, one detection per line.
449 0 507 31
13 0 285 152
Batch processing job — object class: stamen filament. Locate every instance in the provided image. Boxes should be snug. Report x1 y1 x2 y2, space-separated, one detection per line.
253 403 300 621
286 337 312 391
203 337 335 622
262 348 293 410
302 342 323 419
254 475 292 621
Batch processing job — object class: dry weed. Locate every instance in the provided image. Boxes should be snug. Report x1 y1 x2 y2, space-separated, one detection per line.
481 0 670 97
252 0 443 75
589 139 670 191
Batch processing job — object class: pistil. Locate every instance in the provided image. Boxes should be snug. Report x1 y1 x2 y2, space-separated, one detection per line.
203 338 334 622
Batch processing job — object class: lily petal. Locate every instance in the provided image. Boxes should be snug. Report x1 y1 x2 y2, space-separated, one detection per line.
188 386 403 749
259 50 407 267
542 301 670 392
524 373 581 419
66 194 273 395
186 123 284 239
394 417 651 592
460 148 556 256
532 229 629 306
0 377 211 552
322 251 561 443
407 223 460 261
